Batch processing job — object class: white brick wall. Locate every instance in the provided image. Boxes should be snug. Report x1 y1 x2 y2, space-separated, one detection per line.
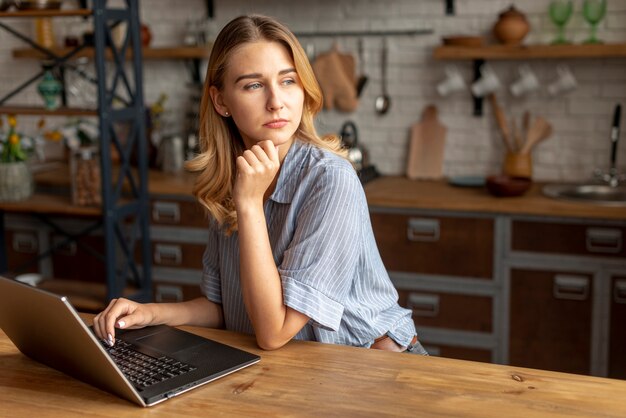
1 0 624 182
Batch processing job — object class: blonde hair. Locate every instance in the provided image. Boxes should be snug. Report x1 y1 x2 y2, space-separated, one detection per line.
186 15 347 233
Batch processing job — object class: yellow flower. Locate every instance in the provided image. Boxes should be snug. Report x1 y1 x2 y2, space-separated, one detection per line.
8 115 17 128
9 133 20 145
44 130 63 142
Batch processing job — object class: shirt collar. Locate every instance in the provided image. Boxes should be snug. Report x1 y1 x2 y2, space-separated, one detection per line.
269 139 308 204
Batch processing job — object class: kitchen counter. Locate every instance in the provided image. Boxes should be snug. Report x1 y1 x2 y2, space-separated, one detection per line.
6 166 623 221
365 176 626 221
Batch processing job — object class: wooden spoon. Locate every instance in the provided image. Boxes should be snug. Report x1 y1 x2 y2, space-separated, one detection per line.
520 116 552 154
488 94 513 152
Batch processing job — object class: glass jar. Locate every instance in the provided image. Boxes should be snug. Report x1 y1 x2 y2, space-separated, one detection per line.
71 146 101 206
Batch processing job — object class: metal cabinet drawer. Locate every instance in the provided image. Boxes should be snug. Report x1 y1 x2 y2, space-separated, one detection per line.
512 220 626 259
371 213 494 279
509 268 593 375
397 289 493 333
134 241 205 269
150 199 207 228
153 281 203 303
6 230 40 274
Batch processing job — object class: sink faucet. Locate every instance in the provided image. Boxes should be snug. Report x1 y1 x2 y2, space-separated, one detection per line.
594 103 625 187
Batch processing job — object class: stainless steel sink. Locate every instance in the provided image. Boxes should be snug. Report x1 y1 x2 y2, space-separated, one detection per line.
543 183 626 206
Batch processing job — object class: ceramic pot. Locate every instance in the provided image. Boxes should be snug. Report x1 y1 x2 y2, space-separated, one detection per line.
0 162 33 202
141 24 152 47
493 6 530 45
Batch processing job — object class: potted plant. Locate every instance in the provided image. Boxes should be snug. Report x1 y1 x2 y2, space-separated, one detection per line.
0 114 34 201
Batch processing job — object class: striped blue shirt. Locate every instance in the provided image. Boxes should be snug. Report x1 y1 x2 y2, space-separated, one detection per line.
201 139 417 348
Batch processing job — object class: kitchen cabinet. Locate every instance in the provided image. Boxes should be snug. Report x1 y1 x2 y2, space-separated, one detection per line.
50 229 105 283
370 212 494 279
609 274 626 379
370 208 498 362
508 268 593 375
6 229 40 274
504 216 626 377
365 177 626 376
144 197 207 303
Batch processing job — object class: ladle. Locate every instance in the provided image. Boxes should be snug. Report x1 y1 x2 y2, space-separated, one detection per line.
375 38 391 115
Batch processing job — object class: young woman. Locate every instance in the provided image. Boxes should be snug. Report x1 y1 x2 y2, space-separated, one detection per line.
93 15 426 355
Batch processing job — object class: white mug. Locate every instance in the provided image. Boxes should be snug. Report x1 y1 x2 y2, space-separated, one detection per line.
436 65 466 96
470 64 501 97
510 65 540 97
547 65 577 96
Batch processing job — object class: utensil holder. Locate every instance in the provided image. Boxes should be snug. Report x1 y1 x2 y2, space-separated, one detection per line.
503 152 532 179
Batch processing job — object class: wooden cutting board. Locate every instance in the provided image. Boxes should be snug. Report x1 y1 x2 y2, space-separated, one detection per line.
406 105 447 180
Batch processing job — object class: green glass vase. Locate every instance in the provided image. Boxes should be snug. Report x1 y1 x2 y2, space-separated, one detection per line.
37 69 62 110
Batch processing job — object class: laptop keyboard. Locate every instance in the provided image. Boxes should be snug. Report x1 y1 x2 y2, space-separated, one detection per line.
103 339 197 390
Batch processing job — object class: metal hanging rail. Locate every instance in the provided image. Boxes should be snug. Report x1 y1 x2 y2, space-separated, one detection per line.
294 29 433 38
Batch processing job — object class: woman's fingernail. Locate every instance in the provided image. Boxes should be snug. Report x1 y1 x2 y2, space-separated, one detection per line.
117 320 125 328
107 333 114 347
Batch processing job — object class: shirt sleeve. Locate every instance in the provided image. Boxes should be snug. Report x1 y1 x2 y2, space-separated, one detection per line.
200 222 222 304
278 164 364 331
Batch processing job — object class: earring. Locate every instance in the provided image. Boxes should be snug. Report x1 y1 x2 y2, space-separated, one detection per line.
224 111 229 116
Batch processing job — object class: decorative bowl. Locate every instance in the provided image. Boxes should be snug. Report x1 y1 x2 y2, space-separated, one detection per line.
442 35 485 48
486 174 532 197
15 0 62 10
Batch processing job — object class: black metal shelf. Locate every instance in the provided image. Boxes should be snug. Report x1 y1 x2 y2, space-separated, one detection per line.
0 0 152 305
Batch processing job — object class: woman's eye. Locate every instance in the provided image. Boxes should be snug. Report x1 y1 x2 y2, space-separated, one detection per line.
282 78 296 86
245 82 262 90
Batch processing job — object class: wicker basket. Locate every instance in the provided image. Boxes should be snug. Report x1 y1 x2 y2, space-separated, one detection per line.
0 162 34 202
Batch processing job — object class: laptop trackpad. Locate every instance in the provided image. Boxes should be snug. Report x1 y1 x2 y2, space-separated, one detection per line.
135 328 205 354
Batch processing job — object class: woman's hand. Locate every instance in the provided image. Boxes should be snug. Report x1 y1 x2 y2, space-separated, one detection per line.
233 140 280 208
93 298 157 346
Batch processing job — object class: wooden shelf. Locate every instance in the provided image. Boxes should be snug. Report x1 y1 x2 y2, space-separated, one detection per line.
433 43 626 60
0 106 97 116
0 9 91 18
12 45 212 60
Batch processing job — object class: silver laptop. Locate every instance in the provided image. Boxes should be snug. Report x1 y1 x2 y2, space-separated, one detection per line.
0 276 260 407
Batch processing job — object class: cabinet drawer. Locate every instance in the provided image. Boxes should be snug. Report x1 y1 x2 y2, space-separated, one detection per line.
150 199 207 228
421 343 492 363
6 230 40 274
512 220 626 259
371 213 494 279
509 268 593 375
135 242 205 269
50 233 105 282
398 289 492 333
153 281 203 303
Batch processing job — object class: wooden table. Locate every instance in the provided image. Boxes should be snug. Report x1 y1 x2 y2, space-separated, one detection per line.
2 315 626 418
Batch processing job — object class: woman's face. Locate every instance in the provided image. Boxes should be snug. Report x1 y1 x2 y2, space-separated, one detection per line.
213 40 304 151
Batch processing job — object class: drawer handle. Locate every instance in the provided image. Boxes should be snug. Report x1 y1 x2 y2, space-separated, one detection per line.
407 218 440 242
155 285 183 303
407 293 439 317
614 280 626 304
51 236 77 256
586 228 622 254
12 232 38 253
152 201 181 223
553 275 589 301
154 244 182 265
